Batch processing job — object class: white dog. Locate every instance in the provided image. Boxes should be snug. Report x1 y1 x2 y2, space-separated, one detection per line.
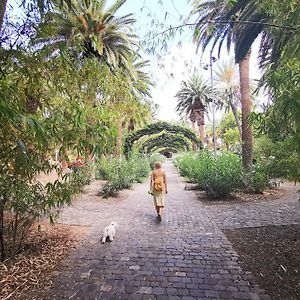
101 221 117 244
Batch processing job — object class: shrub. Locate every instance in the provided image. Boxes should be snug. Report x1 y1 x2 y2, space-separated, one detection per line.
175 151 243 198
99 179 131 198
69 164 94 192
175 151 275 197
0 169 78 261
240 159 271 194
254 136 300 183
243 170 269 194
97 155 151 198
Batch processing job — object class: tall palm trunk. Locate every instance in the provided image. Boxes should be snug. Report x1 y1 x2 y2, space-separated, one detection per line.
0 0 7 32
127 118 135 131
199 124 205 142
191 122 198 151
199 113 205 143
191 121 196 131
195 110 205 142
190 112 197 151
229 96 242 139
239 49 253 170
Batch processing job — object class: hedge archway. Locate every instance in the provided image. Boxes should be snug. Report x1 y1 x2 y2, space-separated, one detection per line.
145 140 189 154
157 147 180 154
139 132 191 154
124 121 201 157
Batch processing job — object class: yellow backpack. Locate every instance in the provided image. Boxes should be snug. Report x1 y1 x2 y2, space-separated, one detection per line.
153 174 164 192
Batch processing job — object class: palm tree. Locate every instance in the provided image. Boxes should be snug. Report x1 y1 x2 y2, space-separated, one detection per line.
175 74 212 142
214 58 242 138
0 0 7 31
114 98 153 157
130 54 153 97
191 0 265 169
34 0 137 73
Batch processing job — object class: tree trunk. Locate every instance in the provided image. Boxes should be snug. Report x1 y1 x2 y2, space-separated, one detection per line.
190 112 197 151
225 142 229 151
191 121 197 151
239 49 253 170
195 110 205 142
0 194 7 261
199 125 205 142
115 120 124 157
127 118 135 131
191 121 195 131
229 97 242 139
0 0 7 32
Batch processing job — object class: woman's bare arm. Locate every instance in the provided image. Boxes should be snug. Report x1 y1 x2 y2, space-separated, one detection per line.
150 172 153 190
163 172 168 193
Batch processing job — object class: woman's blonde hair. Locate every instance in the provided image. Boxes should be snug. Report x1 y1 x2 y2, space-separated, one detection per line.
154 161 162 169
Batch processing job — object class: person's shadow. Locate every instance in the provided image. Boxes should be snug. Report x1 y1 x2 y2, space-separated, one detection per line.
143 213 162 225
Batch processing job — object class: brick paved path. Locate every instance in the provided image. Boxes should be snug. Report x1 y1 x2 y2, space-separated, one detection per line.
204 183 300 230
43 161 272 300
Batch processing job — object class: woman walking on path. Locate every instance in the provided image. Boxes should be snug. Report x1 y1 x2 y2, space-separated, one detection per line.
149 161 168 221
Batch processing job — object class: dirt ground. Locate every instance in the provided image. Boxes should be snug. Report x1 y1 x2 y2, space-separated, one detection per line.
196 187 287 204
224 225 300 300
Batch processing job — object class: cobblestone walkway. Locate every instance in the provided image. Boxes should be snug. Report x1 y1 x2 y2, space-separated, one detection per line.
205 183 300 229
42 161 273 300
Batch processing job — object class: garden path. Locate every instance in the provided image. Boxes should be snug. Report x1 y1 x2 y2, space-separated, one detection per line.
39 160 299 300
206 182 300 230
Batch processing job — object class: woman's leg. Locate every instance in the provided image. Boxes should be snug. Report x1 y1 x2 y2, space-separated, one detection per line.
158 206 162 215
155 206 160 214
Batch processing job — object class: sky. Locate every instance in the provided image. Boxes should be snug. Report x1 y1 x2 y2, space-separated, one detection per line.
119 0 203 121
7 0 263 123
117 0 262 122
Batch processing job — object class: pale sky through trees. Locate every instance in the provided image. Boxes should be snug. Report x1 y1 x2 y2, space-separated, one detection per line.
119 0 196 121
120 0 262 122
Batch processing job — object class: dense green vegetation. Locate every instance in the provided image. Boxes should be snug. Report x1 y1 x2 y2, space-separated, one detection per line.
96 153 165 198
139 132 192 154
97 155 151 198
0 0 154 260
175 151 270 198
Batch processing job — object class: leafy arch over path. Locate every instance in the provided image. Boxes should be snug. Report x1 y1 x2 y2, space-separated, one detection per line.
124 121 201 157
157 147 181 154
139 132 191 154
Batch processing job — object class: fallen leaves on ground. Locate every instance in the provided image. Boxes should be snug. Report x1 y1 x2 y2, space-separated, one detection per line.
224 224 300 300
197 188 286 204
0 221 88 300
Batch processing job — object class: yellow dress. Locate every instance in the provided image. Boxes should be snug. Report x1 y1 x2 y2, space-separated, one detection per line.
153 189 165 207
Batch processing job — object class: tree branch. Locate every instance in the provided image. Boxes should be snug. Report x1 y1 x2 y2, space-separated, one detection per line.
149 20 297 39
